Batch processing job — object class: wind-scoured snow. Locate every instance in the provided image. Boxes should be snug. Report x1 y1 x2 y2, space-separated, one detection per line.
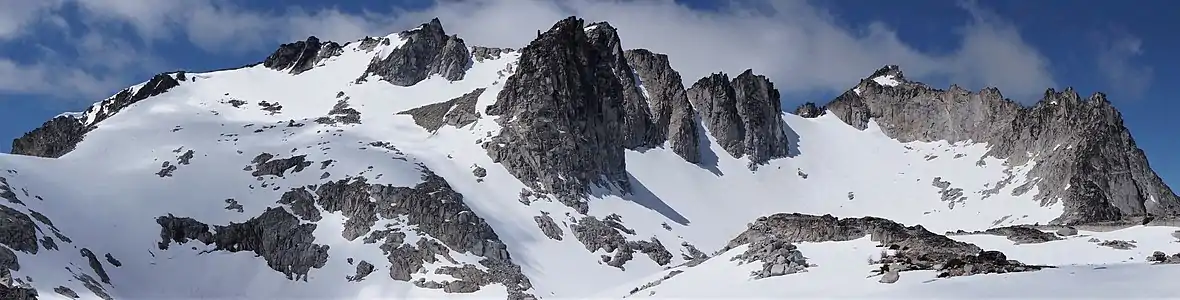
1 24 1175 300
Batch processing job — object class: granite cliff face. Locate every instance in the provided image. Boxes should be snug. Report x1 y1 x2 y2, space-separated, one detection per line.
624 49 700 163
482 17 792 212
686 70 790 167
585 22 659 149
483 17 631 213
825 65 1180 224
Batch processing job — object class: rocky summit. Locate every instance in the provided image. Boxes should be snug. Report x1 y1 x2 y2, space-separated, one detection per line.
822 65 1180 225
4 16 1180 300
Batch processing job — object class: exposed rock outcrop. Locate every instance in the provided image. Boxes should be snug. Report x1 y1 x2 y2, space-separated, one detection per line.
484 17 630 213
686 70 789 167
88 73 182 126
794 102 825 118
0 179 19 205
624 49 700 163
730 240 809 279
946 225 1062 244
1148 251 1180 264
364 169 535 299
725 213 980 265
0 284 37 300
155 207 330 281
825 65 1180 224
78 248 109 284
1096 239 1136 250
359 18 471 86
533 213 564 241
929 249 1045 278
9 117 86 158
569 215 672 269
262 36 344 74
54 286 78 298
627 270 685 296
261 165 535 298
250 153 312 177
315 98 362 125
471 47 515 62
0 248 17 280
398 88 485 131
724 213 1045 279
346 260 374 282
0 205 39 254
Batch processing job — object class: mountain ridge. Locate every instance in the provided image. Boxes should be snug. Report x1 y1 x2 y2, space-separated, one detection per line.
14 17 1174 226
2 15 1179 299
817 64 1180 224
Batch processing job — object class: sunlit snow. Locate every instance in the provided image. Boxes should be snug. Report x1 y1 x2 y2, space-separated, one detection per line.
872 74 901 87
600 226 1180 298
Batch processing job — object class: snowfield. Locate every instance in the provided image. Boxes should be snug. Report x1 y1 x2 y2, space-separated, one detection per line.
2 19 1179 300
603 225 1180 298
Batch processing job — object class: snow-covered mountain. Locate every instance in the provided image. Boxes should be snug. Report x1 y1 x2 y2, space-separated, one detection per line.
4 16 1180 299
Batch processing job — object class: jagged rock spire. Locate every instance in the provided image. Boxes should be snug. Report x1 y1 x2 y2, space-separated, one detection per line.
687 69 790 168
359 18 472 86
585 22 660 149
625 48 701 163
868 64 904 80
262 36 343 75
484 16 630 213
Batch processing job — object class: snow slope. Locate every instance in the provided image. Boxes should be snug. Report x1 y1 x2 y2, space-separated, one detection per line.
602 226 1180 298
1 19 1177 300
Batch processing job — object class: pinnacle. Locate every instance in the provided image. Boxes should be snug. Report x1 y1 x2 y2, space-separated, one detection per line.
868 64 904 80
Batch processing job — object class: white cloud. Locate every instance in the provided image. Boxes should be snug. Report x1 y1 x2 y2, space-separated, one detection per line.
3 0 1060 104
939 1 1056 101
72 0 187 41
1095 30 1152 98
76 31 163 72
0 0 65 40
0 58 121 98
0 8 161 102
70 0 401 53
368 0 1058 101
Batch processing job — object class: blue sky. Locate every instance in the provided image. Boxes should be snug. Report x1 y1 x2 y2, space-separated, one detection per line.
0 0 1176 186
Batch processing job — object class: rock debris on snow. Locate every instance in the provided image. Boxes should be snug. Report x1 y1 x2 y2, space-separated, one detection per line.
398 88 485 131
947 225 1062 244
